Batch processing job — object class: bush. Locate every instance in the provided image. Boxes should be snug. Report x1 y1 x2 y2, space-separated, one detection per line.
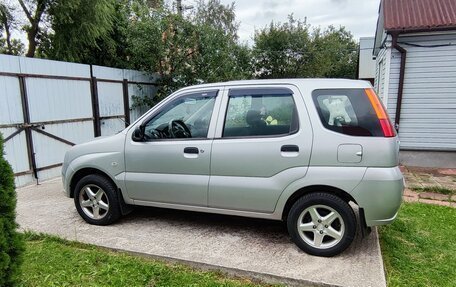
0 133 24 286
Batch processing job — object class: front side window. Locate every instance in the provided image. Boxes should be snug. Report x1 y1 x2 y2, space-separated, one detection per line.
223 88 298 137
312 89 384 137
143 91 217 140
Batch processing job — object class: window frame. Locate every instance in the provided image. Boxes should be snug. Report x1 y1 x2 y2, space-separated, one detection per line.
138 89 220 142
220 87 300 139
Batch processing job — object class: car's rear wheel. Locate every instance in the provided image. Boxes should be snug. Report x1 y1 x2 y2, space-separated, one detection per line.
287 192 356 257
74 174 121 225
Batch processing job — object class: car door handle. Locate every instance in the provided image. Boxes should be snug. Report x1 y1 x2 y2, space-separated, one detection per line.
281 145 299 152
184 147 199 154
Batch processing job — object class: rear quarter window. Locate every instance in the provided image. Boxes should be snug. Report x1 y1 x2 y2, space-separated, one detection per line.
312 89 384 137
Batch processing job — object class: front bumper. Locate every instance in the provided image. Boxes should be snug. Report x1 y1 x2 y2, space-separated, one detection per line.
62 167 72 198
350 166 404 226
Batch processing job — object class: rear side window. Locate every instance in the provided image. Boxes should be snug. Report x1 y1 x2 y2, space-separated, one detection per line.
312 89 385 137
223 88 299 138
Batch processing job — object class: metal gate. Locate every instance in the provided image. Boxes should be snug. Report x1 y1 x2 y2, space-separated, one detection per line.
0 55 156 186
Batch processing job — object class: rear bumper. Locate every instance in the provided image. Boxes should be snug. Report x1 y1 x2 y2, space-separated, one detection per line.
350 166 404 226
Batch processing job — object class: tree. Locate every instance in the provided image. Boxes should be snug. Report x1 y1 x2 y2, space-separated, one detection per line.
44 0 116 62
73 0 131 68
253 16 314 79
17 0 48 57
191 0 251 83
252 16 358 79
128 0 252 107
0 133 25 287
15 0 116 60
0 2 24 55
311 26 358 79
193 0 238 40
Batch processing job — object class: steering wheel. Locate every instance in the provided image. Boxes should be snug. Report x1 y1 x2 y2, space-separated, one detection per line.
168 119 192 138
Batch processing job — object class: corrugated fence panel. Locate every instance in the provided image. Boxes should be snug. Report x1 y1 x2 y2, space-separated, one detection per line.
0 76 23 124
100 119 125 136
0 54 21 73
386 33 456 151
33 122 94 166
0 56 31 186
0 127 31 186
1 55 156 186
124 69 158 123
26 79 93 122
97 82 124 117
92 65 123 80
43 121 94 145
93 65 126 135
128 83 156 122
19 56 90 78
21 59 95 182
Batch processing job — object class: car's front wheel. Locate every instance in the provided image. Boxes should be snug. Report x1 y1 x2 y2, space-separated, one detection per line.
287 192 356 257
74 174 121 225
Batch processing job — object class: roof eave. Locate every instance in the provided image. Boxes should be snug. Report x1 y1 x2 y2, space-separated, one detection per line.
385 25 456 34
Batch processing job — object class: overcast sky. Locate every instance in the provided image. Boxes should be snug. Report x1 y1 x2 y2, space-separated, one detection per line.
210 0 381 44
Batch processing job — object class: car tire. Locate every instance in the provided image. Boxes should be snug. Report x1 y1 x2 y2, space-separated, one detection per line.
74 174 121 225
287 192 356 257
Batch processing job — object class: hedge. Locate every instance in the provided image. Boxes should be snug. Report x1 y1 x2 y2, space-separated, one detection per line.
0 133 24 286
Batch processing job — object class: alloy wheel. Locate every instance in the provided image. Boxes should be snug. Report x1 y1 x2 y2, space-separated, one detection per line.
297 204 345 249
78 184 110 220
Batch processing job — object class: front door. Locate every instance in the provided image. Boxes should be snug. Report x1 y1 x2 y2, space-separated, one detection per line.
124 89 220 206
209 86 313 213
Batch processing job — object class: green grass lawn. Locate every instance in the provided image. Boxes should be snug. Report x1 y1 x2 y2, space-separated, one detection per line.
379 203 456 287
19 233 275 287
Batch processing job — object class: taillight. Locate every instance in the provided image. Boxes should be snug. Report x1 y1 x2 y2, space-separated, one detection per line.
364 88 396 137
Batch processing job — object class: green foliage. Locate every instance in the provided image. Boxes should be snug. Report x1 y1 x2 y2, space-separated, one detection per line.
20 232 276 287
193 0 238 39
0 133 25 287
253 16 358 79
0 38 24 55
253 16 314 79
128 1 252 107
379 203 456 287
41 0 116 62
74 0 131 68
311 26 359 78
0 2 24 55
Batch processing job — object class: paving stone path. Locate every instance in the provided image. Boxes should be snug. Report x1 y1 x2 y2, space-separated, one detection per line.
401 166 456 207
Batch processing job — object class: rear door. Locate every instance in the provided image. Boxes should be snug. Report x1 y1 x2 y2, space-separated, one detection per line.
208 85 313 213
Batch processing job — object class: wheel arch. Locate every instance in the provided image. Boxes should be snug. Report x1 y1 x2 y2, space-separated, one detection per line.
281 185 358 221
69 168 118 198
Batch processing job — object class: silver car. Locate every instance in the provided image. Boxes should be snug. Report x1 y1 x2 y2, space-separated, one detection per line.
62 79 403 257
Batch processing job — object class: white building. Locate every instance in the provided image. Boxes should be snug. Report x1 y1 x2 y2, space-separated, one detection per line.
357 37 376 84
373 0 456 167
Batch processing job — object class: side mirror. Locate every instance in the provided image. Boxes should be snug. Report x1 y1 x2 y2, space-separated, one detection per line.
132 125 144 142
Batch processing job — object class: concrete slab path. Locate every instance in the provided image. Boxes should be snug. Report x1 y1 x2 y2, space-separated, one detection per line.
16 178 386 287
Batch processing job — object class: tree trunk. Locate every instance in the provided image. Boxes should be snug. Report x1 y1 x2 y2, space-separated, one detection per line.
26 25 39 57
5 23 12 54
18 0 47 58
